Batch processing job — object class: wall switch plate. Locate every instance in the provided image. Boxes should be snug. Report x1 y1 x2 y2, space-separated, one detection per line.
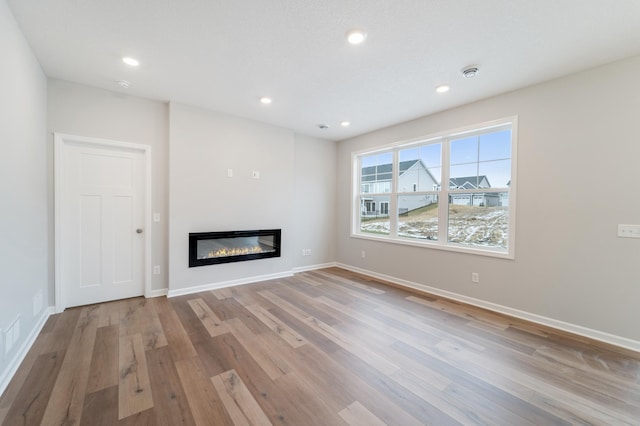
252 170 260 179
227 168 233 178
153 213 161 222
618 224 640 238
361 251 366 258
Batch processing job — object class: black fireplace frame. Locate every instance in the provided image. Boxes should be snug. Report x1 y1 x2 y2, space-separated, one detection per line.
189 229 281 267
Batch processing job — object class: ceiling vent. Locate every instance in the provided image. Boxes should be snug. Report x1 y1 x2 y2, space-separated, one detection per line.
461 66 480 78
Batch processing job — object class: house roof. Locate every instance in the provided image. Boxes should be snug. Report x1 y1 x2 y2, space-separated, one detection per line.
362 160 422 182
449 176 491 189
362 159 442 189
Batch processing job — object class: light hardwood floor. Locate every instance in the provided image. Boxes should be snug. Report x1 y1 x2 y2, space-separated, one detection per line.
1 268 639 425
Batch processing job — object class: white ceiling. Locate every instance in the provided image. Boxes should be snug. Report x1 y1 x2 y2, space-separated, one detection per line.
7 0 640 141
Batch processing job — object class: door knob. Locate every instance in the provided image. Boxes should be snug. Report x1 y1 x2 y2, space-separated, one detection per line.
136 228 143 234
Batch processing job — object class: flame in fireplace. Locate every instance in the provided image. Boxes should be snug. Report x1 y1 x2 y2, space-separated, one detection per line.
207 246 266 258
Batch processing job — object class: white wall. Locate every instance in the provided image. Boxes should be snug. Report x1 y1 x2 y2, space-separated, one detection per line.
337 55 640 343
293 134 338 270
47 79 169 292
0 0 48 387
169 103 299 292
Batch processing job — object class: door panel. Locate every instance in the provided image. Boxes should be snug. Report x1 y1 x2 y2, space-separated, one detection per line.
59 139 146 309
113 195 134 284
80 194 102 287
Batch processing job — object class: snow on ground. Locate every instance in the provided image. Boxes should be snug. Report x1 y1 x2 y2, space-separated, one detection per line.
361 205 508 249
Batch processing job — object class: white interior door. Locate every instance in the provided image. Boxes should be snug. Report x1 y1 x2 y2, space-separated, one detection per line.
55 134 150 310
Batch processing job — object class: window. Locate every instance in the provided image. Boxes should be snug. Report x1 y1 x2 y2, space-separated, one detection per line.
380 202 389 215
352 118 516 258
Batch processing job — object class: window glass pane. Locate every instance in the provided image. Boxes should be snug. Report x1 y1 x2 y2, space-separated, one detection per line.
398 195 438 240
449 164 479 189
360 195 390 235
398 143 441 193
479 130 511 161
448 192 509 250
361 152 393 194
478 159 511 188
450 136 478 165
451 129 512 190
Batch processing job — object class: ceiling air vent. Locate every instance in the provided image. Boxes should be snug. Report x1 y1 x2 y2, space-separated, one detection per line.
461 66 480 78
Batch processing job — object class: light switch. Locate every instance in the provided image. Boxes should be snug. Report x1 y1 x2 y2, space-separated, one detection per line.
153 213 160 222
252 170 260 179
227 168 233 178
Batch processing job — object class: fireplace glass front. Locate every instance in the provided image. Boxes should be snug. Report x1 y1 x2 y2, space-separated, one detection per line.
189 229 281 267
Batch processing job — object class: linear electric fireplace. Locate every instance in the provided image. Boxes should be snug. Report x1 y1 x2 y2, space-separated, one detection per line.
189 229 281 267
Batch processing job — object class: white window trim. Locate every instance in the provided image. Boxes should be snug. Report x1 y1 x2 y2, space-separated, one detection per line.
350 116 517 259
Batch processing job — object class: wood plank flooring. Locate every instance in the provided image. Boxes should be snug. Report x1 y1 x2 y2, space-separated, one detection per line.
1 267 639 425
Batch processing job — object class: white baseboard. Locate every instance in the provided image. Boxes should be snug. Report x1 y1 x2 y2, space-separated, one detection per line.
336 263 640 353
0 306 55 396
292 262 338 273
167 270 294 298
146 288 168 298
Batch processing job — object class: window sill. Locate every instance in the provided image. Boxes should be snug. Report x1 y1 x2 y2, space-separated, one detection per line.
350 232 515 260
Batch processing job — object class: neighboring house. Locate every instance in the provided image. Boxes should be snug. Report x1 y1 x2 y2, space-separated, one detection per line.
449 175 501 207
361 169 505 215
361 160 439 216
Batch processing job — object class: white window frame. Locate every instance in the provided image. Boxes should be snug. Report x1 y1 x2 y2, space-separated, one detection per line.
350 116 517 259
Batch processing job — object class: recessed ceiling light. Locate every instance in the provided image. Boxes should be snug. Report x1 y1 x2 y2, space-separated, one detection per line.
122 57 139 67
116 80 130 89
340 121 351 127
435 84 450 93
259 96 272 105
346 29 367 45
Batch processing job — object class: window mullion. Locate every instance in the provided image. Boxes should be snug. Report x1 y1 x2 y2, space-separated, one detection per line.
354 154 362 234
389 149 399 237
439 138 450 245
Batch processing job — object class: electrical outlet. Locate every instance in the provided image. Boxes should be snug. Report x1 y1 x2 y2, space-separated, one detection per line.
618 224 640 238
33 290 43 317
361 250 366 258
304 249 311 256
153 265 161 275
3 328 11 355
153 213 161 222
4 316 20 355
471 272 480 283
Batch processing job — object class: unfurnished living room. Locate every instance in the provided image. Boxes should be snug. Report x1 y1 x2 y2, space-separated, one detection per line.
1 1 639 425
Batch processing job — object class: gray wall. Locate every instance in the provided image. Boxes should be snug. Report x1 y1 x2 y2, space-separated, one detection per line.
47 79 170 292
293 134 338 269
168 103 297 290
337 55 640 342
0 0 47 382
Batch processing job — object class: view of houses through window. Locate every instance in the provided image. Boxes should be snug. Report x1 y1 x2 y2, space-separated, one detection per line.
354 119 515 256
